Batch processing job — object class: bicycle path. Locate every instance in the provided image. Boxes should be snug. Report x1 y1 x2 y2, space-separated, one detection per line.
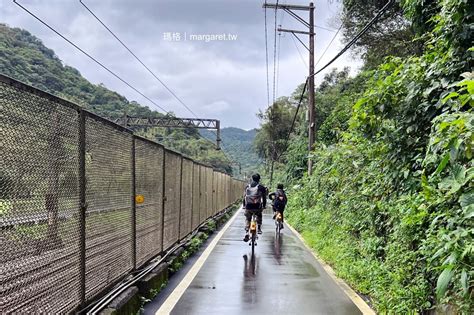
145 207 365 315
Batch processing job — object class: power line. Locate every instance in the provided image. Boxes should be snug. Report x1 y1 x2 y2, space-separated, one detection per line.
314 24 337 32
287 3 352 72
290 32 308 69
278 0 394 157
13 0 169 114
276 78 308 160
264 1 270 107
276 30 282 98
312 3 359 70
272 0 279 106
288 79 308 137
279 1 286 25
15 0 234 167
314 22 342 68
14 0 230 158
275 1 286 99
311 0 394 77
79 0 199 118
79 0 232 157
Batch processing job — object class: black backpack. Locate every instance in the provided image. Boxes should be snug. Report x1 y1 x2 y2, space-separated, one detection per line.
273 189 287 211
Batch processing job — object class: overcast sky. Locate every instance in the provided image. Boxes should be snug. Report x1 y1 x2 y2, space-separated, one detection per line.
1 0 361 129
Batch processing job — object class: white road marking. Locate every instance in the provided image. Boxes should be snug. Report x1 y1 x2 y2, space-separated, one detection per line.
155 208 241 315
286 223 376 315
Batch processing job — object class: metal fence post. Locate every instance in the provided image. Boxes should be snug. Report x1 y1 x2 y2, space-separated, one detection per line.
177 158 183 241
78 110 86 306
131 137 137 270
190 164 194 233
161 151 166 252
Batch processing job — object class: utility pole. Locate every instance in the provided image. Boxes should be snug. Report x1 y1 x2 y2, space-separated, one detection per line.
308 2 315 175
263 2 315 175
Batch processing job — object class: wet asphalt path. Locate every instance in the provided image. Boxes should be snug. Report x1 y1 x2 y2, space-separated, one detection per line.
147 207 362 315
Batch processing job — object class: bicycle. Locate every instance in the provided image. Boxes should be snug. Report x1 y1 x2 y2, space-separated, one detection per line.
248 213 258 254
274 211 283 236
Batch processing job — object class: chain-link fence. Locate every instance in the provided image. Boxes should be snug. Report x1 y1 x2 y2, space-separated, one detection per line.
179 158 193 240
198 165 207 224
191 163 200 230
0 74 245 313
135 138 164 267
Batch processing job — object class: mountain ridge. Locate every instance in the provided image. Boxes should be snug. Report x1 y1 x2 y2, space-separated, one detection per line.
201 127 261 175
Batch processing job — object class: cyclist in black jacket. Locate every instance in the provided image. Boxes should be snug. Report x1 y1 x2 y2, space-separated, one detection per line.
242 173 267 241
269 183 287 228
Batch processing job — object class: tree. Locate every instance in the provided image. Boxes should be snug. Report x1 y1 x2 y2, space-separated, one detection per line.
254 97 296 186
340 0 422 69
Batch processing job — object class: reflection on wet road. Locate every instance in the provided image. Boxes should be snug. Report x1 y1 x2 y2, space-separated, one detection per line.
156 208 362 315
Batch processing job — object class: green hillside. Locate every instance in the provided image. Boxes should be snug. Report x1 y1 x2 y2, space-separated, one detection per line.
0 23 232 173
201 127 262 176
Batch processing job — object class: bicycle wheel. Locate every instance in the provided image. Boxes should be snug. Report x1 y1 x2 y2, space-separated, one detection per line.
251 232 256 255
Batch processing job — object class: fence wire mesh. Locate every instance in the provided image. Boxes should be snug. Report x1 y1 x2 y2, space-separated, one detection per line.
1 75 243 313
179 159 193 239
84 115 133 300
225 174 229 209
191 163 200 230
212 171 218 215
227 175 231 208
1 79 82 314
199 165 207 223
206 168 213 219
135 138 164 266
225 175 228 207
220 174 225 211
163 151 181 250
217 173 221 212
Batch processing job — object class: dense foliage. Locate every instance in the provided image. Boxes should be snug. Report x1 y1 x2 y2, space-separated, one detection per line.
340 0 422 68
0 24 236 173
259 0 473 312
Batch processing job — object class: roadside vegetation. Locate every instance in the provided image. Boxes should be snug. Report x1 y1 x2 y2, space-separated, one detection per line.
255 0 472 312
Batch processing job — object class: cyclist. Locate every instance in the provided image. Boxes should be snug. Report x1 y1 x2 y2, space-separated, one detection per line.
269 184 287 228
243 173 267 241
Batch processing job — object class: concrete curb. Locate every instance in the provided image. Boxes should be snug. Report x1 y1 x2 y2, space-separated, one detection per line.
99 287 140 315
137 262 169 299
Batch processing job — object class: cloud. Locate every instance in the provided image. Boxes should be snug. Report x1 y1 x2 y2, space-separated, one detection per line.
2 0 360 129
201 100 231 114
